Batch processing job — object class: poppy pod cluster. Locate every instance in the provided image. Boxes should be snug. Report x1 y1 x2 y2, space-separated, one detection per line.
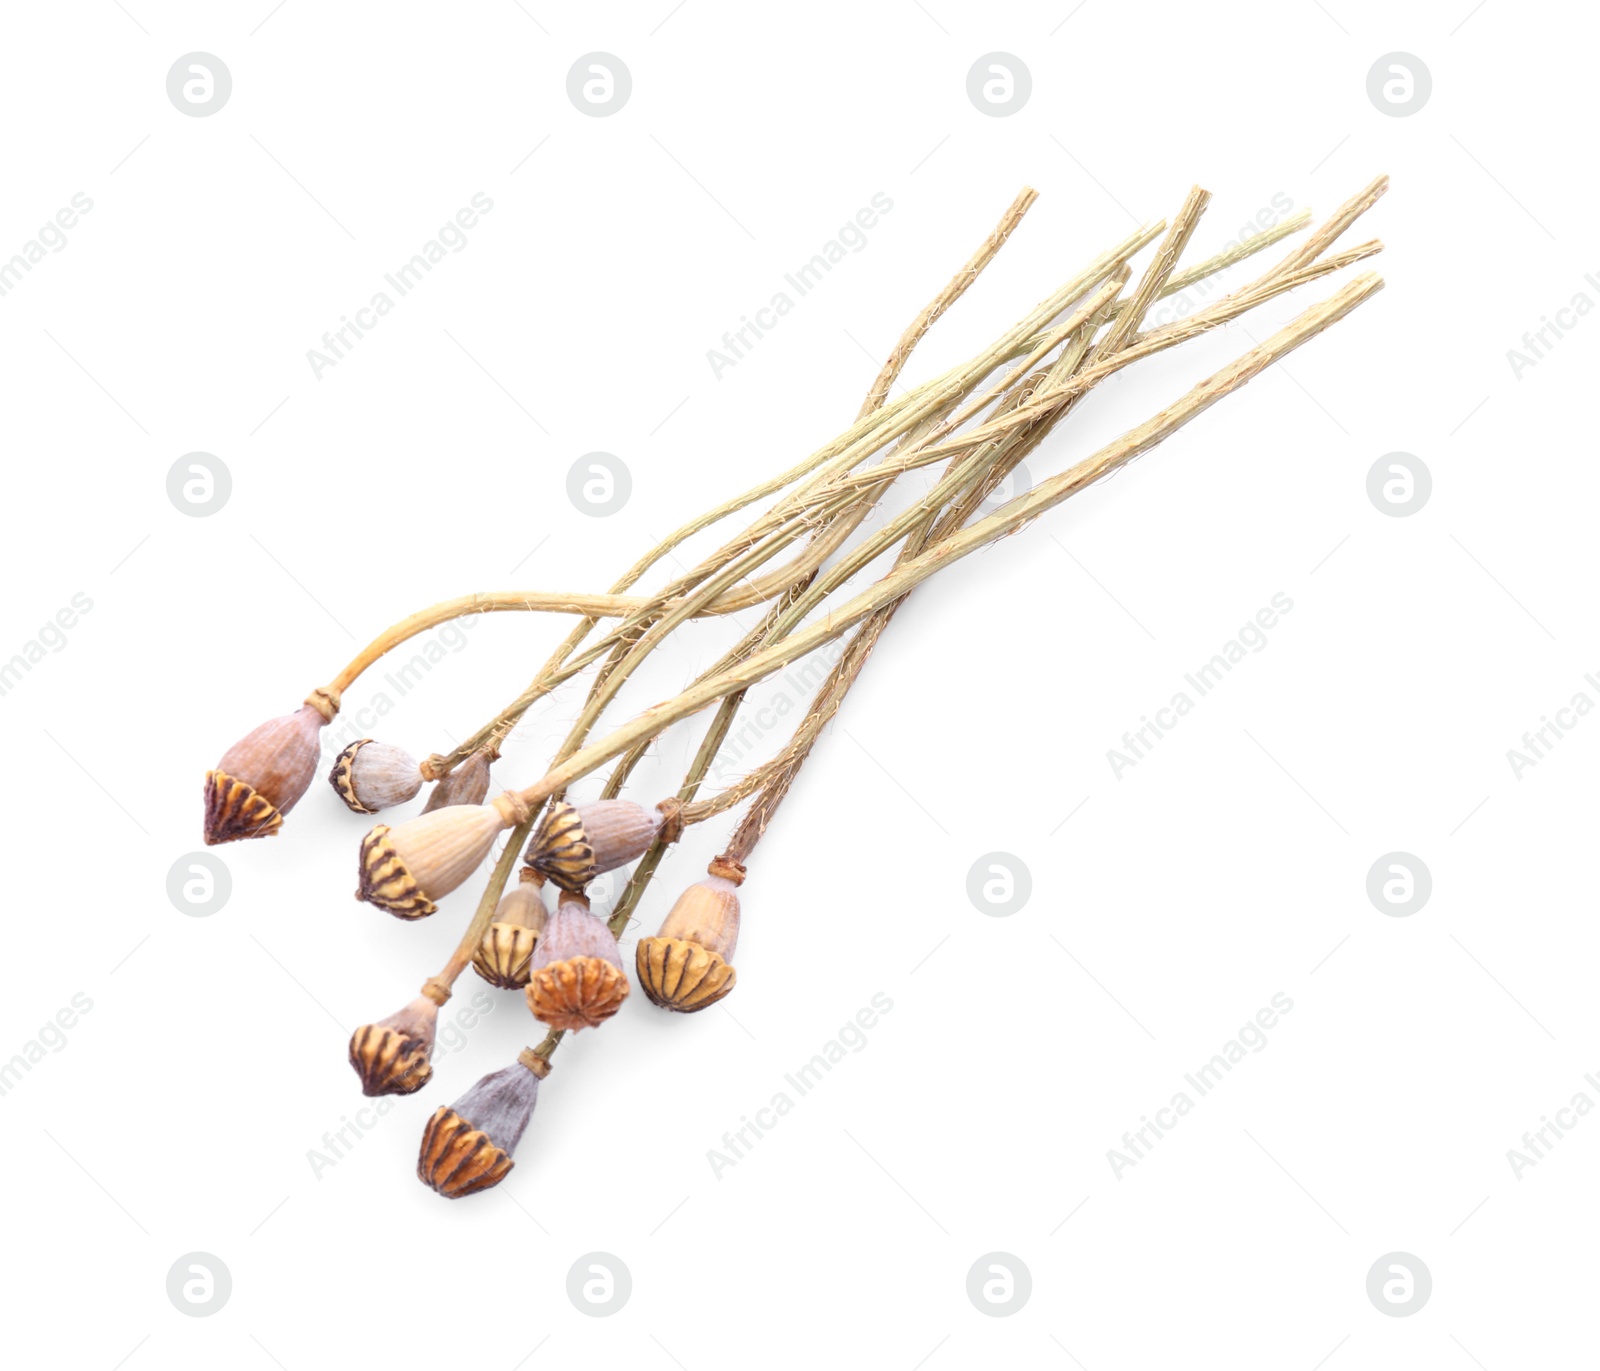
525 894 630 1030
204 692 337 845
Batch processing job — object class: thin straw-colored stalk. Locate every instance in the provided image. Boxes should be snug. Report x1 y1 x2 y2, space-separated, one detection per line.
858 187 1039 417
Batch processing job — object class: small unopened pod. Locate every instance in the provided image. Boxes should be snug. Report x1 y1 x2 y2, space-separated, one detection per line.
348 983 449 1096
418 1050 546 1199
472 870 549 990
329 739 424 814
637 858 744 1013
422 748 494 813
204 695 335 845
357 795 524 919
524 798 680 893
525 895 629 1030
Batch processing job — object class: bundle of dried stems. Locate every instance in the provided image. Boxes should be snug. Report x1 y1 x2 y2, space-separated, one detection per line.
202 176 1389 1196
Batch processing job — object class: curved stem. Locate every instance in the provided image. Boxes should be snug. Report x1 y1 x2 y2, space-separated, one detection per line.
328 590 674 698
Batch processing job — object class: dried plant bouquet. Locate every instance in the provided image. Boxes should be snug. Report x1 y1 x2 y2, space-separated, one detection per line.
203 177 1389 1196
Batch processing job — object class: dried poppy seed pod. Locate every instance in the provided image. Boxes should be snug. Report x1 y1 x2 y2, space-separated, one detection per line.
357 793 527 919
418 1049 547 1199
328 739 424 814
525 893 629 1030
203 691 336 845
637 857 744 1013
422 748 494 814
472 870 549 989
348 980 450 1096
524 798 682 892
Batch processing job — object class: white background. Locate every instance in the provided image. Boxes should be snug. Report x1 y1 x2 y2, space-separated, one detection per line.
0 1 1590 1366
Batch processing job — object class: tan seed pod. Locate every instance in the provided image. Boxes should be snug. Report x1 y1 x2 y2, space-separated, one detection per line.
525 896 629 1030
417 1055 543 1200
348 986 448 1096
472 873 549 990
329 739 424 814
422 748 494 813
356 797 521 918
524 799 673 893
637 860 744 1013
204 702 328 845
637 938 737 1012
656 870 742 959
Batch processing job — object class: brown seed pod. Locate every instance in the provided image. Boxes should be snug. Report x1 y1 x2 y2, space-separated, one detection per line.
329 739 424 814
525 895 629 1030
348 986 448 1096
356 797 521 918
204 702 328 845
472 872 549 990
524 799 673 893
417 1054 544 1200
422 748 494 813
637 859 744 1013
